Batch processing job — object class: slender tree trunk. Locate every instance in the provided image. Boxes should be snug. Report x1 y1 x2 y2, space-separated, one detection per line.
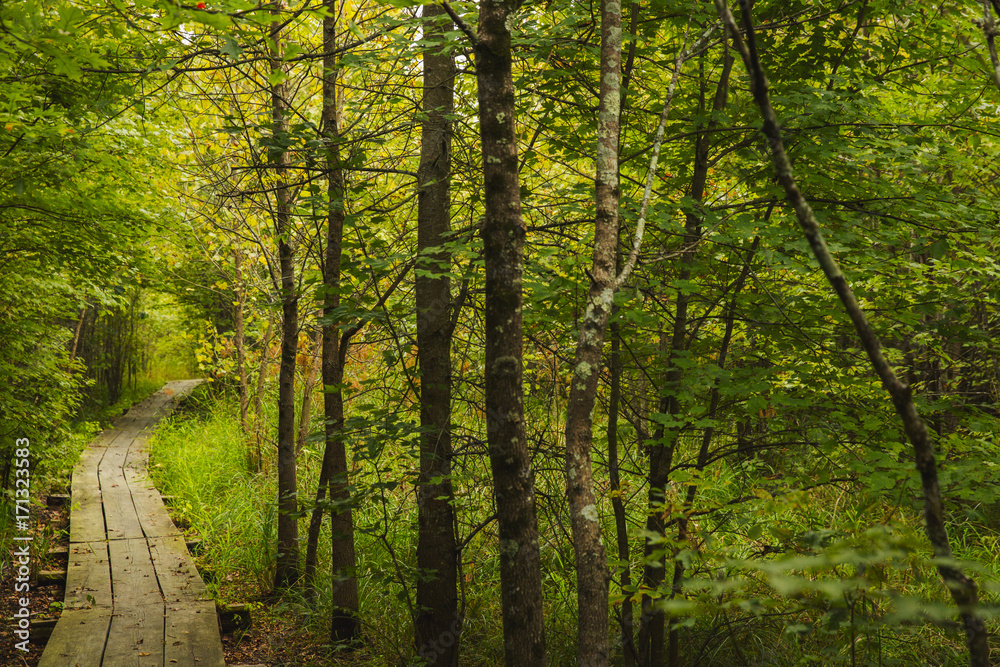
271 0 300 591
252 315 274 472
235 249 251 439
609 308 635 667
667 241 753 667
562 0 622 662
306 0 361 640
633 32 718 663
69 307 86 361
981 0 1000 96
474 2 547 663
297 330 321 454
715 2 990 664
415 4 459 665
637 344 671 667
664 51 733 667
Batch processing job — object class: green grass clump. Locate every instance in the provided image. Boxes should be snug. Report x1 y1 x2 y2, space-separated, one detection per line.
149 386 277 595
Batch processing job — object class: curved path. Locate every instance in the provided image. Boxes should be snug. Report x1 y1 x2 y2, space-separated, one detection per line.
40 380 225 667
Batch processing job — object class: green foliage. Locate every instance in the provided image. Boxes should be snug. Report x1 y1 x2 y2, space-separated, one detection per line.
3 0 1000 663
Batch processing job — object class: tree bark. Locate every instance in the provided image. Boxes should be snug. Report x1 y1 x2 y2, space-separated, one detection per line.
69 307 86 361
271 0 300 591
304 0 362 641
415 4 460 665
475 2 547 663
714 2 990 664
609 304 634 667
296 329 321 454
562 0 622 662
982 0 1000 96
235 249 251 439
251 315 274 472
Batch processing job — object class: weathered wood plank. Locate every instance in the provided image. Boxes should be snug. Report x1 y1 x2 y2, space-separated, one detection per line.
100 419 148 541
63 541 112 611
149 535 209 603
102 539 165 664
164 600 226 667
103 605 164 667
108 538 163 608
69 429 116 544
124 435 181 539
37 607 112 667
130 483 181 539
69 469 106 544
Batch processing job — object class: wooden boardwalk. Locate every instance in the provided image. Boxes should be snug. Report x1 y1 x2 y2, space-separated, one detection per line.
40 380 225 667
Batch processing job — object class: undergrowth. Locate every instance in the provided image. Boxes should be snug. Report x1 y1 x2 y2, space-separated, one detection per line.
146 385 1000 665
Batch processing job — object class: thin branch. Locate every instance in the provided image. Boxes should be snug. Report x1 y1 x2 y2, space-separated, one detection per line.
615 20 717 289
439 1 479 47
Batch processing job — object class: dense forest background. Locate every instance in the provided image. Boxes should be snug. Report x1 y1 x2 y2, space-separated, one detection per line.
2 0 1000 664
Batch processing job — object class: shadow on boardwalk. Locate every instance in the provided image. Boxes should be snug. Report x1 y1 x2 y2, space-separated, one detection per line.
40 380 225 667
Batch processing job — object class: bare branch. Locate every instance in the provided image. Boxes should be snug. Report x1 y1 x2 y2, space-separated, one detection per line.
615 20 717 289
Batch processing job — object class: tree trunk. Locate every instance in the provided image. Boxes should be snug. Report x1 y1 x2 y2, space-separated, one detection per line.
475 2 547 663
637 342 671 667
305 0 361 640
69 307 86 361
415 4 459 665
609 307 634 667
981 0 1000 96
666 51 733 667
562 0 622 662
235 249 251 439
297 329 321 454
251 315 274 472
271 0 300 591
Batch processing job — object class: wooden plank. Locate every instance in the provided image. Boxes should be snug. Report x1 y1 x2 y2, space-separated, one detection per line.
149 535 209 603
150 535 224 665
164 600 226 667
100 474 144 541
108 538 163 608
38 607 112 667
103 605 164 667
69 429 116 543
102 538 165 666
69 469 105 544
63 541 112 611
124 436 181 539
129 482 181 539
100 419 148 541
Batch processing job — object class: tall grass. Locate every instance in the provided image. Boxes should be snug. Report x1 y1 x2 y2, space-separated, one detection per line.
144 382 1000 666
149 386 277 594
